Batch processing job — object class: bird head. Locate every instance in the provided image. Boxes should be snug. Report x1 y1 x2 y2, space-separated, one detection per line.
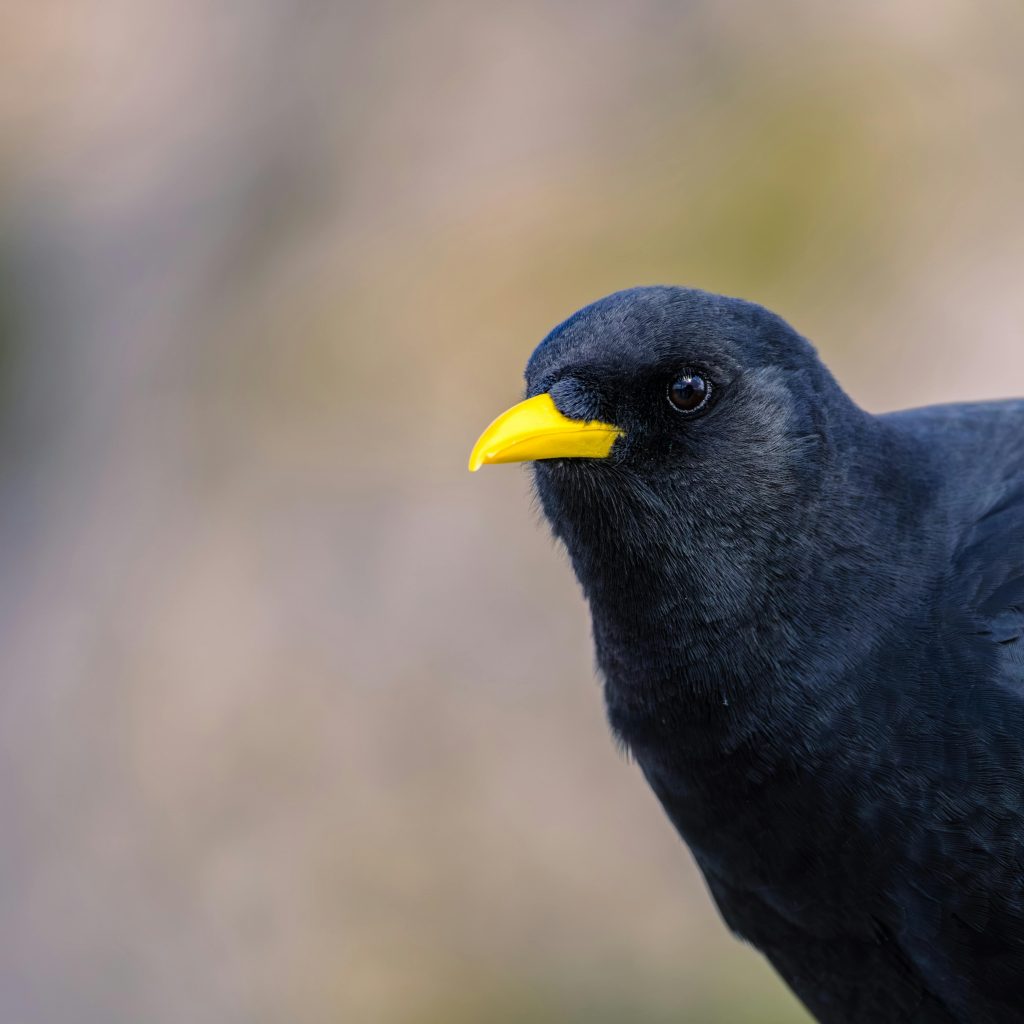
470 287 852 544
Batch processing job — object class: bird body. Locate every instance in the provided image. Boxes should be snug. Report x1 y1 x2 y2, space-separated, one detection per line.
470 288 1024 1023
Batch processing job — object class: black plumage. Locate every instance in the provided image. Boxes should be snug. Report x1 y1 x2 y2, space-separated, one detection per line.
514 287 1024 1023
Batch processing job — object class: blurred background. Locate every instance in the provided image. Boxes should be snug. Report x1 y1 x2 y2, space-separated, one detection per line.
2 2 1024 1021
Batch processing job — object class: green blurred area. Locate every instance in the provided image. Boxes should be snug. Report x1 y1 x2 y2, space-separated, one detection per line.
1 3 1023 1022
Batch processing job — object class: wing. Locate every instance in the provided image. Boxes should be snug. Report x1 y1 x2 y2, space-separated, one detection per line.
885 402 1024 1015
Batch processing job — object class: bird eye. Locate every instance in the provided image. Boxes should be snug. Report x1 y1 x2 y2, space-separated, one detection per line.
667 372 711 414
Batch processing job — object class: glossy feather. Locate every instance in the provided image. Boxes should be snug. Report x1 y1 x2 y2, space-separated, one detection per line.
523 287 1024 1023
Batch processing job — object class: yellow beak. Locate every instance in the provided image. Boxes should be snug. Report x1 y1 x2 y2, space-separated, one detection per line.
468 393 623 472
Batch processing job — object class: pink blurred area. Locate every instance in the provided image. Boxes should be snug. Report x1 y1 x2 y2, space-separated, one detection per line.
2 3 1023 1021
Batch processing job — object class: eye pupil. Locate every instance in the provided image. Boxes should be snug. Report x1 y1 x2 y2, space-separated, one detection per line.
668 373 710 413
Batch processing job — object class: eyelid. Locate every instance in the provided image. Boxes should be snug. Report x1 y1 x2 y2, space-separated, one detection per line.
661 356 734 384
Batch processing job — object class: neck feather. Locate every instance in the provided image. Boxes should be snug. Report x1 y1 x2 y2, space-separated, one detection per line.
534 407 941 758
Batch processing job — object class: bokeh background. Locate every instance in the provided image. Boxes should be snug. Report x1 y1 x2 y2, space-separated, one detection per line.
3 3 1024 1021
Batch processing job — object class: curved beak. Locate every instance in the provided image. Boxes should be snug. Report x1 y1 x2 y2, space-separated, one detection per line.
468 393 623 472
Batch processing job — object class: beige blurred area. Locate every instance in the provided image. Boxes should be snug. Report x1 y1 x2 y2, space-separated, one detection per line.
2 3 1024 1021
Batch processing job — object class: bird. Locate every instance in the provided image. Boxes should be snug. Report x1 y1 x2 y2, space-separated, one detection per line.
468 286 1024 1024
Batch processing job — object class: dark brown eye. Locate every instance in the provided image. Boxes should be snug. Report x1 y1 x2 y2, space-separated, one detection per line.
668 372 711 413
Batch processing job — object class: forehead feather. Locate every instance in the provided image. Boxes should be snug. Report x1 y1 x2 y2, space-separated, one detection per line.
525 286 814 387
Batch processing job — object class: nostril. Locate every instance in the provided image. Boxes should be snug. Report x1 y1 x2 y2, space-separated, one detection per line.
548 377 603 422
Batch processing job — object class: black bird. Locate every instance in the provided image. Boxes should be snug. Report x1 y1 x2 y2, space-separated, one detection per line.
469 287 1024 1024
